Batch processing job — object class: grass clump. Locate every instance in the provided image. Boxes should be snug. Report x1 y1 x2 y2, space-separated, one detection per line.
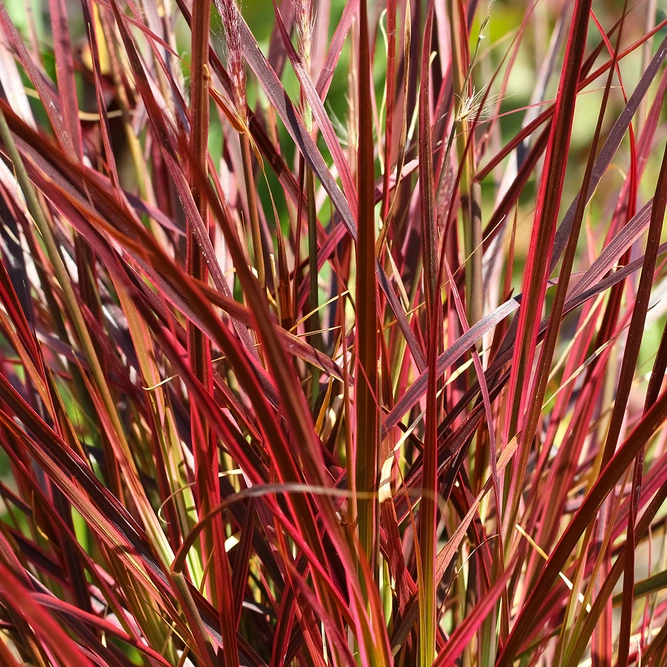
0 0 667 665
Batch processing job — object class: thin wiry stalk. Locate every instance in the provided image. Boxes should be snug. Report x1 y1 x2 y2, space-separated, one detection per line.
447 0 482 329
295 0 323 404
216 0 266 287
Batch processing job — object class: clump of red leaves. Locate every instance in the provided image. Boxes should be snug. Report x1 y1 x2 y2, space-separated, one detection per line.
0 0 667 665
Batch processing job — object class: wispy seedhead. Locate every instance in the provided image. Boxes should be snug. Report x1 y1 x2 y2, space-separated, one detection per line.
455 86 506 124
214 0 246 113
294 0 315 71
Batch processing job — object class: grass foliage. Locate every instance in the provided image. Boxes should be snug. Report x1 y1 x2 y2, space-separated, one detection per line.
0 0 667 664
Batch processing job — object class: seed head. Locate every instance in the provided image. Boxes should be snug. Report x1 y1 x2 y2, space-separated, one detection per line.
215 0 246 114
455 86 505 124
294 0 315 71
